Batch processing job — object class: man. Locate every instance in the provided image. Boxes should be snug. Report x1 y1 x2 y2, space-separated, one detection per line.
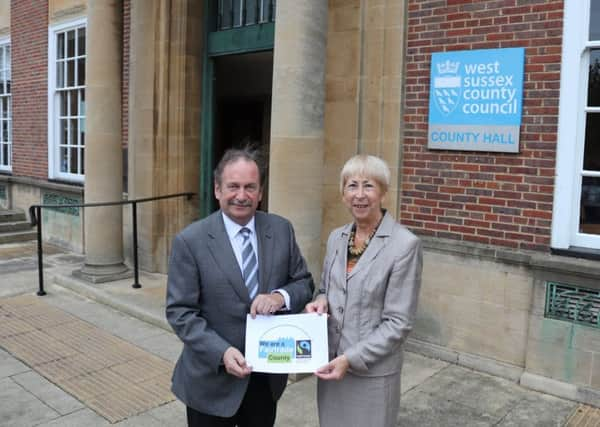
166 147 314 427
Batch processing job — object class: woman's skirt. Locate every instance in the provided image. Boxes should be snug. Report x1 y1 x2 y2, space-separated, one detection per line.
317 371 401 427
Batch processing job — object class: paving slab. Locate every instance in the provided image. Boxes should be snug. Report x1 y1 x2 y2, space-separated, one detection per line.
420 365 527 418
0 377 59 427
398 389 499 427
45 285 168 346
35 408 109 427
0 347 31 378
12 370 85 415
276 375 319 427
134 331 183 363
143 401 188 427
497 393 577 426
401 350 449 393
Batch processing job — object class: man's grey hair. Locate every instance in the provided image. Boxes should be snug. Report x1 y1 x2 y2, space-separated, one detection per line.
213 145 266 186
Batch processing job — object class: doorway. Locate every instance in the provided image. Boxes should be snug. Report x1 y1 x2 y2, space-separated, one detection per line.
204 50 273 213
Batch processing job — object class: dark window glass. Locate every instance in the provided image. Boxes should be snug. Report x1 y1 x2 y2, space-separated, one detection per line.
80 148 84 174
60 148 68 172
77 58 85 86
246 0 257 24
79 118 85 146
57 61 64 88
67 30 76 58
60 91 68 117
69 147 78 173
69 90 77 116
79 90 85 116
580 176 600 234
591 0 600 41
60 119 68 145
233 0 242 26
220 0 232 29
77 27 85 56
589 50 600 106
584 113 600 171
271 0 276 21
57 33 65 59
67 59 75 87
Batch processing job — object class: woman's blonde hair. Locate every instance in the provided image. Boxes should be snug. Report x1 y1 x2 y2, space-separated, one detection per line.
339 154 391 194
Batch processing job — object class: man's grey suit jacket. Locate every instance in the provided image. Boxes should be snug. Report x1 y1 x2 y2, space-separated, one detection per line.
166 210 314 417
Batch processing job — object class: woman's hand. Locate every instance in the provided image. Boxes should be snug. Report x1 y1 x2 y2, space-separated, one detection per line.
315 355 350 380
305 294 329 314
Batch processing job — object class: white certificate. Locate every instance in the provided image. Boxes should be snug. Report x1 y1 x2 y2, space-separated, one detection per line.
245 313 329 373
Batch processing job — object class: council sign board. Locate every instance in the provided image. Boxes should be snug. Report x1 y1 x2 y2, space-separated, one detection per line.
427 47 525 153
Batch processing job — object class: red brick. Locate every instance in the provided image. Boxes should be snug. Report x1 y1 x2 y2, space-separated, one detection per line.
402 0 560 251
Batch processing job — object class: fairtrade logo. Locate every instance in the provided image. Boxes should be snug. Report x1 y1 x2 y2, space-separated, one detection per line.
296 340 311 359
433 59 461 116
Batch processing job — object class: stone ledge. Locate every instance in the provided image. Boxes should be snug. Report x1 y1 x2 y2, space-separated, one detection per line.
53 273 171 333
420 235 531 266
405 338 458 365
407 338 523 382
421 235 600 281
522 371 600 407
0 175 83 196
520 372 578 403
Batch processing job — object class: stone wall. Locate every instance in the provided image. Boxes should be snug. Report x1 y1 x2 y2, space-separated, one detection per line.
411 236 600 406
322 0 408 259
1 176 84 251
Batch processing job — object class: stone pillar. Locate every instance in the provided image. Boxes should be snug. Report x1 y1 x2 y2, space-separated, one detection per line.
78 0 129 281
269 1 328 279
128 0 201 273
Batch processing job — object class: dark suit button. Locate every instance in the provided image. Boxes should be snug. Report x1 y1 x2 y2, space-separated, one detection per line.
337 307 344 314
341 288 347 295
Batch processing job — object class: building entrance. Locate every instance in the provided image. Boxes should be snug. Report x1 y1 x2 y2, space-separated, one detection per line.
210 50 273 211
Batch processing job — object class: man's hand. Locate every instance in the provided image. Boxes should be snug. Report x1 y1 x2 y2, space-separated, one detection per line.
223 347 252 378
305 294 328 315
314 355 350 381
250 293 285 318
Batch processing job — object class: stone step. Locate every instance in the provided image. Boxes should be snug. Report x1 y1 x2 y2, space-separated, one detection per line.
0 221 33 233
0 210 27 224
0 230 37 244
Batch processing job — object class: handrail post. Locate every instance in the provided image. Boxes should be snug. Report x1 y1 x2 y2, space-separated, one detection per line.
35 206 46 296
131 201 141 288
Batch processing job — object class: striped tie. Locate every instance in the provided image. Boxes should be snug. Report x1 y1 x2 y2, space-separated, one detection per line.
240 227 258 299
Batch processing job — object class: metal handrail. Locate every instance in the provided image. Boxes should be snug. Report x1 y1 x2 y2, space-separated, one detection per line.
29 192 195 296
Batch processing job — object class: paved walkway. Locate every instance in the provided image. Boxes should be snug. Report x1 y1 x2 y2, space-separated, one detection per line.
0 241 593 426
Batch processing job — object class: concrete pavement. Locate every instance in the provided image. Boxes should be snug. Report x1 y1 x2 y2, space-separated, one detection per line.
0 241 591 426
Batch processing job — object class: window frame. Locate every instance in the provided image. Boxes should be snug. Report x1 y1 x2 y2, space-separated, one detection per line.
552 1 600 249
47 18 87 183
0 37 11 173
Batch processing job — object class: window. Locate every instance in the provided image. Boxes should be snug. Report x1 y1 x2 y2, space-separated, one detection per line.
553 1 600 249
217 0 276 30
0 40 11 172
48 19 86 182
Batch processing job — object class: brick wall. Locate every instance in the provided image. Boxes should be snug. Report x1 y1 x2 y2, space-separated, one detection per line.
401 0 563 251
11 0 48 179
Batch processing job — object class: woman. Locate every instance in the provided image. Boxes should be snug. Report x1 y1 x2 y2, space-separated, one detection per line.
306 154 422 427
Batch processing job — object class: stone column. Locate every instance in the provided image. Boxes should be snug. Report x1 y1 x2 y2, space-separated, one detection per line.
78 0 129 281
268 1 328 279
128 0 201 273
